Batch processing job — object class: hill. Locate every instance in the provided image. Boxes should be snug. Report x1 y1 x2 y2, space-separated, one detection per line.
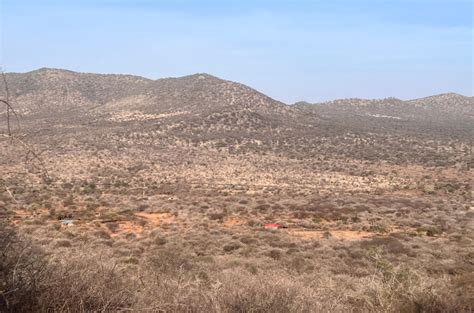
294 93 473 138
5 68 289 117
1 68 472 167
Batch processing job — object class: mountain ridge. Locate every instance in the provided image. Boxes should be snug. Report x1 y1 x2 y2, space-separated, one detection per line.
0 67 472 171
294 93 472 107
2 68 289 118
1 68 472 141
6 68 471 105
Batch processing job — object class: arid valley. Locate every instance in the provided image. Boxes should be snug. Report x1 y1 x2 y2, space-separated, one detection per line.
1 68 473 312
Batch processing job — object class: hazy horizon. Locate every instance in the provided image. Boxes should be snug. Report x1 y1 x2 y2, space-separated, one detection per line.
1 0 472 103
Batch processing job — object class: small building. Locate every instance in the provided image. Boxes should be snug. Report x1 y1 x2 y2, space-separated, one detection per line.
264 223 279 230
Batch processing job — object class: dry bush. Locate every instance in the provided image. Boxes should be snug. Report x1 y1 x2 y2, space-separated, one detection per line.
1 224 130 311
0 224 49 312
215 270 315 312
1 224 473 312
351 263 473 313
36 255 132 311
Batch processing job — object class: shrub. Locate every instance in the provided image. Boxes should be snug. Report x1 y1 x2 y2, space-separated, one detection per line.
55 239 72 248
0 224 49 312
223 242 242 252
105 222 120 233
267 249 283 260
361 237 411 256
426 226 443 237
208 212 226 221
153 236 168 246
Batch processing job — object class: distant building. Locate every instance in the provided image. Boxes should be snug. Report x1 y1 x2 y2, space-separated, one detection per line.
264 223 279 230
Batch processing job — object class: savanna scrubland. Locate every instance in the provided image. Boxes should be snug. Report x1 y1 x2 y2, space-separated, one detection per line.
1 69 473 312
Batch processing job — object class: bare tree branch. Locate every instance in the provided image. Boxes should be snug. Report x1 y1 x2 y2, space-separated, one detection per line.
1 71 21 136
0 70 50 181
2 70 11 136
0 134 50 180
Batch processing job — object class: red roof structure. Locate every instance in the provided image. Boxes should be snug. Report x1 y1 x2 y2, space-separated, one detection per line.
264 223 279 230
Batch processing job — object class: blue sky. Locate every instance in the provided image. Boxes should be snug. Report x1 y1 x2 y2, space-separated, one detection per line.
1 0 472 103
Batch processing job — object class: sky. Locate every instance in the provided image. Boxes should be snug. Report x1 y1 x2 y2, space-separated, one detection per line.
0 0 472 103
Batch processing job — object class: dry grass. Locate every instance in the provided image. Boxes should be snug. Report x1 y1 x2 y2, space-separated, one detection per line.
2 180 473 312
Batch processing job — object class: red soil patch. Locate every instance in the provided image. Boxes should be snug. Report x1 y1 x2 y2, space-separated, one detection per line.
13 208 49 217
287 229 374 241
135 212 174 226
390 226 418 234
108 212 176 238
10 208 50 226
223 217 245 227
110 221 144 238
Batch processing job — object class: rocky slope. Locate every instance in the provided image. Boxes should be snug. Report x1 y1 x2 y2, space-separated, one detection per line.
4 68 288 117
1 68 472 167
294 94 473 138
